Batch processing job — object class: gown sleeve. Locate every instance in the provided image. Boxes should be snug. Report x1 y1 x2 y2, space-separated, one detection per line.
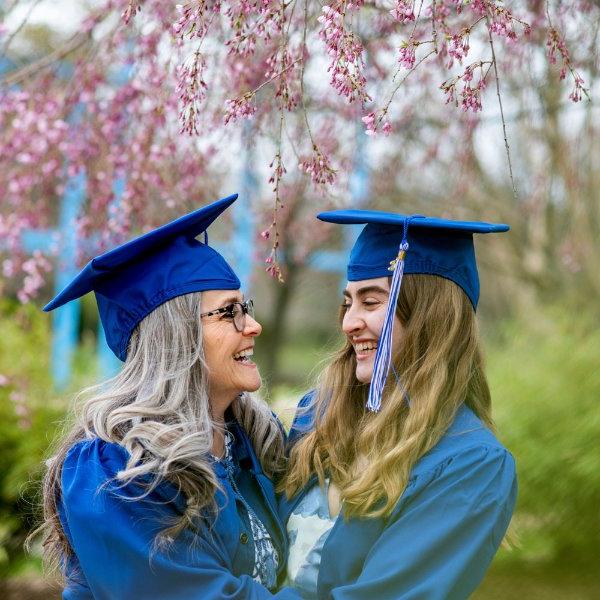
60 438 301 600
329 444 517 600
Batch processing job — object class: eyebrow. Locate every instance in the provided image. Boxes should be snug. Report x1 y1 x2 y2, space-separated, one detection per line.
343 285 389 298
218 294 243 307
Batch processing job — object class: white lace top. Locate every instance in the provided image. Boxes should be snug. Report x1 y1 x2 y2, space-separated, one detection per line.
286 480 337 598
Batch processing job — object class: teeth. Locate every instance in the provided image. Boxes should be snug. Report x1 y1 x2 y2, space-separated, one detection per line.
233 348 254 360
355 342 378 352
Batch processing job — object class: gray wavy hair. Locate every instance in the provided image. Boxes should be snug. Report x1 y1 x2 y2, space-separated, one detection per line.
36 291 286 569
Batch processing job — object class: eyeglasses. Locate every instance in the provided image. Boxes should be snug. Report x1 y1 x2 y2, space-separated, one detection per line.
200 299 255 332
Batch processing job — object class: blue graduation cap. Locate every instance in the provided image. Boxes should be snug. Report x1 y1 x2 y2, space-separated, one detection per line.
44 194 241 361
317 209 509 412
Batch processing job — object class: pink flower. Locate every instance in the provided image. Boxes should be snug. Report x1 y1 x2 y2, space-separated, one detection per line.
390 1 415 24
122 1 142 25
362 111 377 135
299 146 337 186
224 92 257 125
361 112 376 126
176 51 208 135
318 4 371 104
265 260 284 283
17 251 52 304
448 33 470 62
398 39 418 70
461 85 482 113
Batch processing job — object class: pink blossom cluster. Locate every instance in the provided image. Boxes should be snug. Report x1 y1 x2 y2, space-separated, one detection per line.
362 112 392 136
264 252 284 281
463 0 488 17
268 152 287 190
0 91 68 208
569 75 586 102
0 0 595 294
398 38 419 70
17 251 52 304
390 0 416 24
224 92 257 124
176 51 208 135
122 0 143 25
173 1 221 39
224 0 282 57
487 5 520 41
265 46 302 111
440 61 489 112
299 145 337 186
546 27 571 73
546 27 588 101
318 4 371 104
448 32 471 62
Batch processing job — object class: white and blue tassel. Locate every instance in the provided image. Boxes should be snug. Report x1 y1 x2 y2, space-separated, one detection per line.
366 218 411 413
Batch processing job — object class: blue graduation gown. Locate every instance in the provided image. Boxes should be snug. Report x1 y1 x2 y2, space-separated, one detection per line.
280 394 518 600
59 419 302 600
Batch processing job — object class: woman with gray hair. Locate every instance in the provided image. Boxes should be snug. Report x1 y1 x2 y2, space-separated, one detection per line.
36 195 301 599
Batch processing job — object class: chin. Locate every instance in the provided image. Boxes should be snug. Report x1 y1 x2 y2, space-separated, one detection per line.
355 368 373 384
243 376 262 393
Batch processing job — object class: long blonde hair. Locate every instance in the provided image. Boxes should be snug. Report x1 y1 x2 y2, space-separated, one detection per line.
37 291 285 569
282 274 493 519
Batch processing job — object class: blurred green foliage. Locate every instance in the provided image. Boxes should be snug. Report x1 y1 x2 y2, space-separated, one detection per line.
489 304 600 567
0 300 62 577
0 300 95 578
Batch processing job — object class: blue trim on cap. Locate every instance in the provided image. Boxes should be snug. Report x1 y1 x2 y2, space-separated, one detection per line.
318 209 509 233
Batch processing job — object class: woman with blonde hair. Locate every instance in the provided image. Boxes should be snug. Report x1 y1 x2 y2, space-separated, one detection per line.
281 210 517 600
37 195 302 599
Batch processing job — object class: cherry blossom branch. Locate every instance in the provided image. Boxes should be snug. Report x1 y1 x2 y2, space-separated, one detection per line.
365 47 437 135
263 110 286 282
299 0 336 185
485 9 518 202
223 57 302 125
1 0 597 301
431 0 439 53
176 10 218 135
0 0 44 59
122 0 143 25
2 30 92 87
261 0 294 282
545 0 590 102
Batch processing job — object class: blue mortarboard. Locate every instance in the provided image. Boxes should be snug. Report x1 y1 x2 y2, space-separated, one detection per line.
317 209 509 411
44 194 241 361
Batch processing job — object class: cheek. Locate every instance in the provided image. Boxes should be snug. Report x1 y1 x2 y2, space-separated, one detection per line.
202 334 216 363
368 311 387 336
391 318 405 351
203 327 230 370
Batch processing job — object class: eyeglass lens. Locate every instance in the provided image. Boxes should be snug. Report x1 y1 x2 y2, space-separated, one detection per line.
233 300 254 332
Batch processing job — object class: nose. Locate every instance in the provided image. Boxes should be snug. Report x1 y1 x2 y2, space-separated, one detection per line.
243 314 262 337
342 304 365 336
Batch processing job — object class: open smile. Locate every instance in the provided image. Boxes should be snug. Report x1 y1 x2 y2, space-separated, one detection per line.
232 347 257 368
353 340 378 361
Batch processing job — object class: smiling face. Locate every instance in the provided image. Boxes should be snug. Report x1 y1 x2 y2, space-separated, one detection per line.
201 289 262 410
341 277 405 384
